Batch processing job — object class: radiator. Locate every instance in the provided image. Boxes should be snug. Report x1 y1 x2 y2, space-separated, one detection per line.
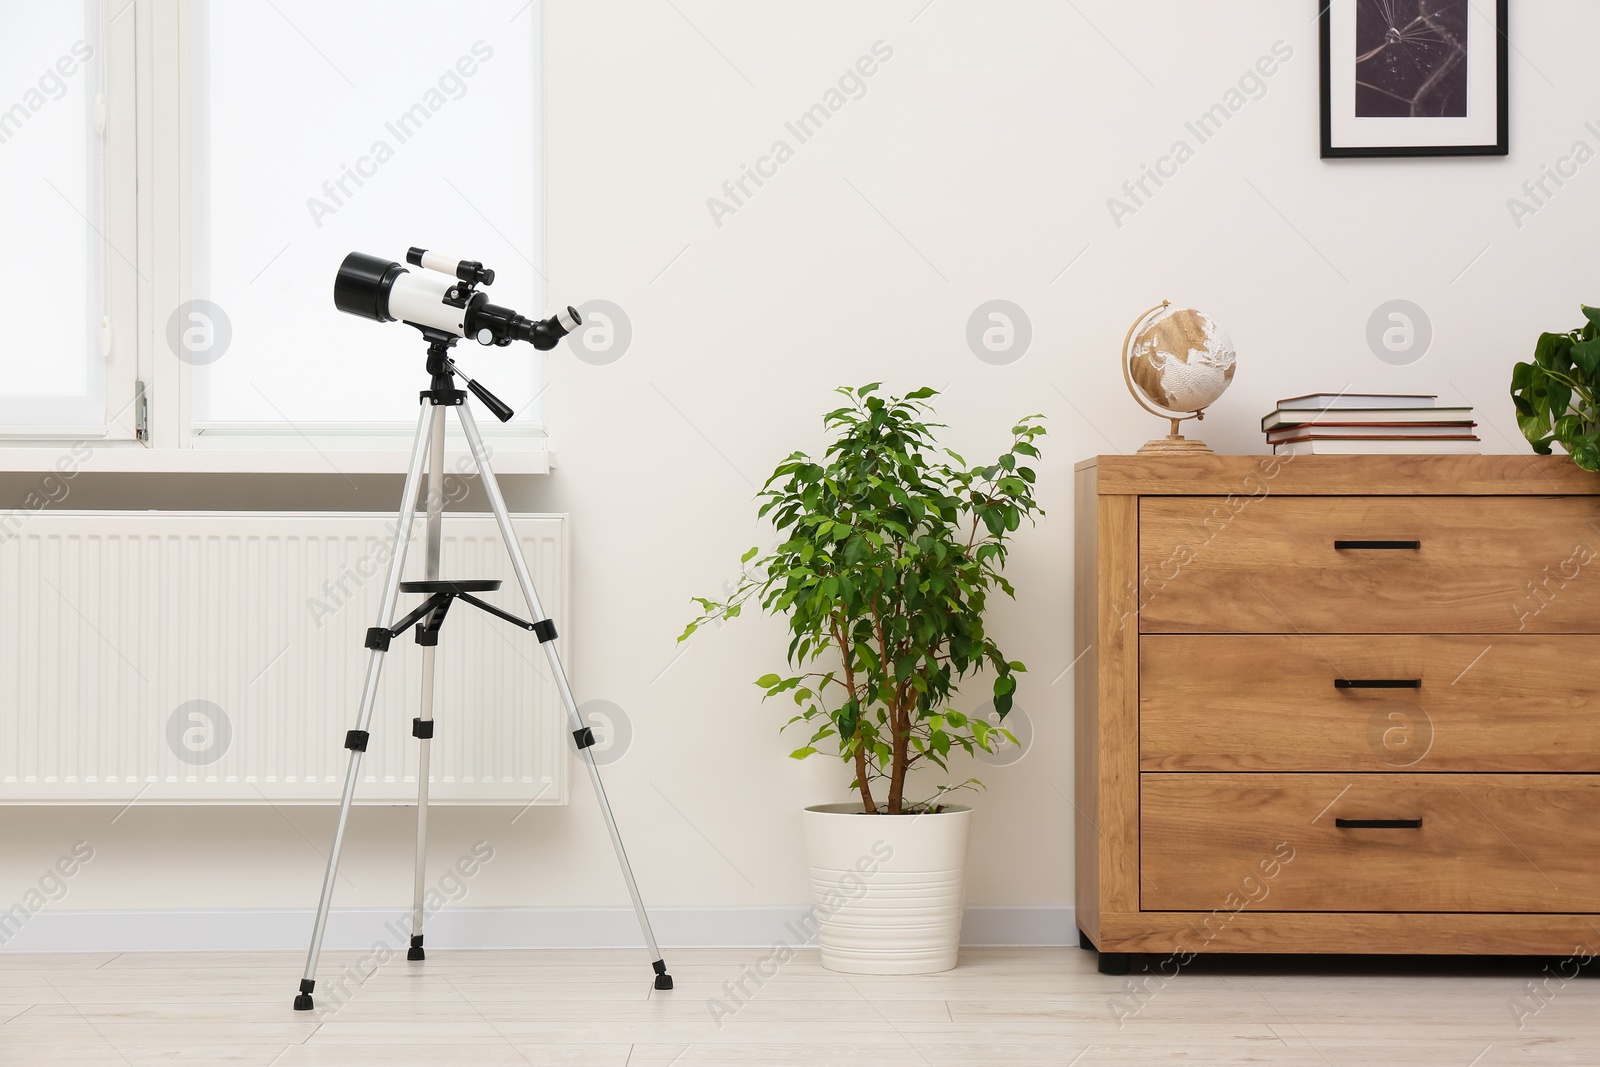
0 511 569 805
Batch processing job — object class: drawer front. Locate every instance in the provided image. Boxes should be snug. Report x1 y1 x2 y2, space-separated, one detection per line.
1140 635 1600 771
1141 773 1600 913
1138 495 1600 633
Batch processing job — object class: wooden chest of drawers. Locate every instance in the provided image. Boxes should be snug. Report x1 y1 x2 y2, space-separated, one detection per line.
1074 454 1600 972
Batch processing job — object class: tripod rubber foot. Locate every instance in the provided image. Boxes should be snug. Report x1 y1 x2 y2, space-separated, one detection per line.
408 946 425 961
293 994 315 1011
654 973 674 990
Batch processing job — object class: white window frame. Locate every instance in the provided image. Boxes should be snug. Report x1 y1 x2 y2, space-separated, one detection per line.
0 0 550 474
0 0 142 443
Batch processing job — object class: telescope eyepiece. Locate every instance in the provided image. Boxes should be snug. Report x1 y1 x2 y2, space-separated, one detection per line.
524 306 581 350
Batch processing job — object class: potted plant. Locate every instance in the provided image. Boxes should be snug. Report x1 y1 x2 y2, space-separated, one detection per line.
680 384 1045 973
1511 304 1600 469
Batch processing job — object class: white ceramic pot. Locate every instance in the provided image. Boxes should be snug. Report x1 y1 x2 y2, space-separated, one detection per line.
800 801 972 974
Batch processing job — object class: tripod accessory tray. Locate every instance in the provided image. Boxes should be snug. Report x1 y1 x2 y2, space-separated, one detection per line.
399 579 503 593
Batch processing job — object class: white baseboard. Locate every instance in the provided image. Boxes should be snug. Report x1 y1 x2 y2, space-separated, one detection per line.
0 905 1076 953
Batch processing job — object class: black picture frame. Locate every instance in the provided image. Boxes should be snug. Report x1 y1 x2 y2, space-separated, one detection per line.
1319 0 1508 158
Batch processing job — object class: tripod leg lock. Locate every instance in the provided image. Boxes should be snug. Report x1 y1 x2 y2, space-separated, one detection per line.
365 627 393 652
344 730 370 753
412 718 435 740
653 959 673 990
573 727 596 750
294 977 315 1010
531 619 558 644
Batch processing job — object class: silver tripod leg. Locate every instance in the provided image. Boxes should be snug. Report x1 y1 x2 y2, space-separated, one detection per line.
409 406 448 962
455 403 673 991
295 402 433 1011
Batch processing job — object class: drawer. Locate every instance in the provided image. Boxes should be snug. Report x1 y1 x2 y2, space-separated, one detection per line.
1140 635 1600 771
1141 773 1600 912
1138 495 1600 633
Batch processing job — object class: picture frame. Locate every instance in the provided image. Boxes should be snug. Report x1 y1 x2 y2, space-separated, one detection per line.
1319 0 1509 158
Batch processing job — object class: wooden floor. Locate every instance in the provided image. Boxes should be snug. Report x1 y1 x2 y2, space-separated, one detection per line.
0 946 1595 1064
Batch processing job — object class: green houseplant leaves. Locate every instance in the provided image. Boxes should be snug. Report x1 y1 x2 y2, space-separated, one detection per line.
679 385 1045 815
1511 305 1600 471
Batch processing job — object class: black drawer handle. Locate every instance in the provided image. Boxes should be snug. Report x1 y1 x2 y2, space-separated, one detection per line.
1334 539 1421 550
1336 817 1423 829
1334 678 1422 689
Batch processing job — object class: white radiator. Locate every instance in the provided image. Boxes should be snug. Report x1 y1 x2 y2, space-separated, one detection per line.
0 511 568 805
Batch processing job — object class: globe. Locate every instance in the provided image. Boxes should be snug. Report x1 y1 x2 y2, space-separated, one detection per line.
1119 302 1238 455
1129 306 1237 413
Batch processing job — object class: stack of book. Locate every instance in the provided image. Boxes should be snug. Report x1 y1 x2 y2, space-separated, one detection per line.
1263 394 1480 455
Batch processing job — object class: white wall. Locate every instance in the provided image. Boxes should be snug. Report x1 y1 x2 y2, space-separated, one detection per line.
6 0 1599 945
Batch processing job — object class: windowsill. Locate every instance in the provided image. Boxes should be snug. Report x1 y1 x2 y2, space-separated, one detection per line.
0 442 552 475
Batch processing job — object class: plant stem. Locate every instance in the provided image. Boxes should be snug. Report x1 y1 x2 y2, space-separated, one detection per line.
887 682 909 815
831 615 875 814
854 739 874 814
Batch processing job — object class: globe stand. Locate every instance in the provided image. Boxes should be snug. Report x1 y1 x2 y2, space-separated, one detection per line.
1136 416 1214 456
1121 300 1221 457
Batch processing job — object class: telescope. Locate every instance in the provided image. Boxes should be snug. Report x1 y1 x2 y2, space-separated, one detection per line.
333 248 579 421
334 248 579 350
294 247 672 1012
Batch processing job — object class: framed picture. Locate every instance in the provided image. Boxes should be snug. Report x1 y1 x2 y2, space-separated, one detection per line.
1320 0 1508 158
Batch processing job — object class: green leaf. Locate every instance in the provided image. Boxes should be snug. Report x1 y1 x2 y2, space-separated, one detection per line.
789 746 819 760
756 673 782 688
1518 408 1552 444
1535 331 1572 373
1548 380 1573 423
1571 434 1600 472
1572 338 1600 379
1510 361 1534 393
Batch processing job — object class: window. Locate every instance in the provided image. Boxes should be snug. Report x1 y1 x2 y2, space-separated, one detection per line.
0 0 543 461
191 0 543 435
0 1 135 438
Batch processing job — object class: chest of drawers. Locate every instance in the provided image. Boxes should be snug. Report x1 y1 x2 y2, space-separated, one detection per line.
1074 454 1600 973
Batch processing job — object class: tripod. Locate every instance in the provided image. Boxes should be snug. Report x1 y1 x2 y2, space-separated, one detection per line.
294 331 671 1011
